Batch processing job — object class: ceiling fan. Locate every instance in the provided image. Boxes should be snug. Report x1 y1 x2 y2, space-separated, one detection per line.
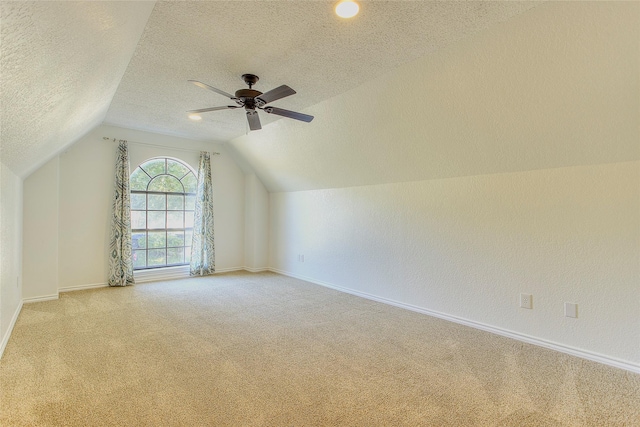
187 74 314 131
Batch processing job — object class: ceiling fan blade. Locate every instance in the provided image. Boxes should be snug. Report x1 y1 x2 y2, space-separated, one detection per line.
188 80 236 99
255 85 296 107
187 106 239 114
263 106 314 123
246 109 262 131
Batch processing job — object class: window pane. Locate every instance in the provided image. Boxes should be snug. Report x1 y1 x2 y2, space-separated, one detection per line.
131 211 146 229
182 173 197 193
132 232 146 249
167 160 190 179
131 193 146 210
141 158 166 178
167 231 184 247
148 194 166 210
147 231 166 249
185 212 194 228
167 211 184 229
167 195 184 210
167 247 184 265
148 249 166 267
148 211 165 229
185 195 196 210
128 157 195 270
148 175 184 193
130 168 151 191
133 250 147 269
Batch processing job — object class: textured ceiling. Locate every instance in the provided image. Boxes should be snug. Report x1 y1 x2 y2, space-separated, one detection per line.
1 1 540 178
230 1 639 192
3 1 634 194
0 1 154 177
105 1 538 142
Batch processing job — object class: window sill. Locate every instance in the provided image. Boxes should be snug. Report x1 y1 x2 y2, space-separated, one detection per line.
134 265 190 283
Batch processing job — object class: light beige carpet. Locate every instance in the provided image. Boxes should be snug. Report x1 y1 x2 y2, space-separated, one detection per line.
1 271 638 426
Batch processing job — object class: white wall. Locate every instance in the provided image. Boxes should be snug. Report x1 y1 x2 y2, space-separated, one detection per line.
270 162 640 368
244 174 269 271
23 157 59 300
21 124 246 296
56 127 116 289
0 162 23 356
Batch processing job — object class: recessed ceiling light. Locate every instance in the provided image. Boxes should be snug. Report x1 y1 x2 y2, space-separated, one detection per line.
188 114 202 121
335 1 359 19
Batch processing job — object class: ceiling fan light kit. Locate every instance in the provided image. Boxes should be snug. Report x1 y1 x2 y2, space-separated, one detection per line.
188 74 314 131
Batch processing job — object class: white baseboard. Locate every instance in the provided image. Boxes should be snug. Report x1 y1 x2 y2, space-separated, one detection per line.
0 300 23 359
216 267 246 273
244 267 269 273
54 267 247 292
59 283 108 293
23 294 59 303
270 268 640 374
135 265 246 283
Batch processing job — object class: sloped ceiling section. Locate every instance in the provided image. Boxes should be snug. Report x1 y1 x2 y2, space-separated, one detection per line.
0 1 155 177
105 1 538 142
231 1 640 192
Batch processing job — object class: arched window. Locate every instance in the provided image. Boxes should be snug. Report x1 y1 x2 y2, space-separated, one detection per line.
129 157 197 270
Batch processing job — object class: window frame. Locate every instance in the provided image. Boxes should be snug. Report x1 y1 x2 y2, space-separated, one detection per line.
130 157 197 271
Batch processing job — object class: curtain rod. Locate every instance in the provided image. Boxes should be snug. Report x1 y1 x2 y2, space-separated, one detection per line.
103 137 220 155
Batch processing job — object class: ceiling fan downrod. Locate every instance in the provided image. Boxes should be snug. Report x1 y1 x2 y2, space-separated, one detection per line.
241 73 259 89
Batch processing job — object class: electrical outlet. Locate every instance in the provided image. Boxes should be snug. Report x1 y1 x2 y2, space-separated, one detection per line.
565 302 578 318
520 293 532 309
300 254 304 263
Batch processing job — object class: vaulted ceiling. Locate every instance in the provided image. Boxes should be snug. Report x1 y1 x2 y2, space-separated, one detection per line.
230 1 639 192
1 1 154 177
1 1 540 178
2 1 637 192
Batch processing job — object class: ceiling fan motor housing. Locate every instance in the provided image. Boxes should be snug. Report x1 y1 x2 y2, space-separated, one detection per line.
237 75 262 109
235 88 262 109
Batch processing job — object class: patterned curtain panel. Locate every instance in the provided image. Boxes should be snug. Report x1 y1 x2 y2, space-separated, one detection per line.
108 141 135 287
190 151 216 276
